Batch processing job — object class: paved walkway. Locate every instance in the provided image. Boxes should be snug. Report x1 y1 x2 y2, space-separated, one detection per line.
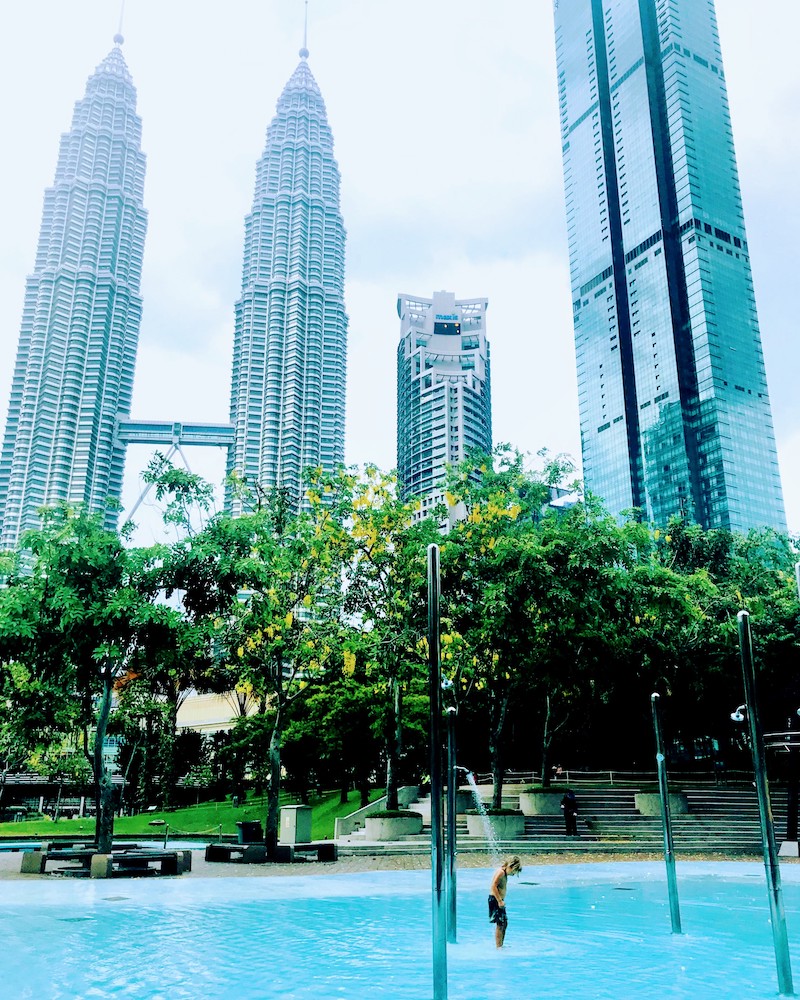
0 846 776 881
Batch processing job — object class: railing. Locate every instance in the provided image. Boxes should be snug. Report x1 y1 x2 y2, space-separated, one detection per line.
468 768 756 788
334 795 387 839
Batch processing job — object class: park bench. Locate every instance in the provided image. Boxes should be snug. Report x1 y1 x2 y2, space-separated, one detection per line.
104 848 191 877
21 844 190 877
274 842 338 863
204 842 267 864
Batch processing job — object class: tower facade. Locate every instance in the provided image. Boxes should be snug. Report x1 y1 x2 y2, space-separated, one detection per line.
555 0 786 532
0 39 147 549
227 49 348 512
396 291 491 514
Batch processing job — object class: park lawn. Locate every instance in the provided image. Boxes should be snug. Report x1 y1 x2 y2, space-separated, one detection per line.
0 788 384 842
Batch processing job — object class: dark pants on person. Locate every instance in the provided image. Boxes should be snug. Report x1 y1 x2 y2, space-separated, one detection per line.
565 811 577 836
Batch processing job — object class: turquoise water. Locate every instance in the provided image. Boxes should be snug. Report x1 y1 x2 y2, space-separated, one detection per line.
0 840 209 852
3 862 799 999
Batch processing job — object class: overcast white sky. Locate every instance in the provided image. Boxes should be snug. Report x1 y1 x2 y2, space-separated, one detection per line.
0 1 797 542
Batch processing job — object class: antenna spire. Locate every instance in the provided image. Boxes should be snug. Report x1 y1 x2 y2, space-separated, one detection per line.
114 0 126 45
299 0 309 59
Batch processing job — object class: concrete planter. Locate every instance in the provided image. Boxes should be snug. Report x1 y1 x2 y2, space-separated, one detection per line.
364 813 423 841
466 813 525 839
519 791 563 816
635 792 688 816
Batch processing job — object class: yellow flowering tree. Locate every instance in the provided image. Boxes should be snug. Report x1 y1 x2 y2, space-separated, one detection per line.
320 465 439 809
168 478 350 856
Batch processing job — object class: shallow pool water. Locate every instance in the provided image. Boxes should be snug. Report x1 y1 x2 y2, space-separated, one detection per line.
0 840 209 852
4 861 800 999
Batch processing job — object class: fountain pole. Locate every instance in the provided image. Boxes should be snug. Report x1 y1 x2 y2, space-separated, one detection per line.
650 693 681 934
428 544 448 998
738 610 794 997
446 705 458 943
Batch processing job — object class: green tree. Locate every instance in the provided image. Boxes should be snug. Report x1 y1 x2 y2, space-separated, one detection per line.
440 447 573 805
0 504 164 850
166 479 349 856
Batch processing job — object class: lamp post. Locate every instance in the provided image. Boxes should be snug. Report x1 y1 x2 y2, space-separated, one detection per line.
737 609 794 997
650 693 681 933
446 705 458 943
427 544 447 999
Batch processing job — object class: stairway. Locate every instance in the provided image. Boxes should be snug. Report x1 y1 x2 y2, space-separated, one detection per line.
336 784 796 856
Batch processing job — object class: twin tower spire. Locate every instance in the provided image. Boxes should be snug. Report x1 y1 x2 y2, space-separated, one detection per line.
0 28 347 548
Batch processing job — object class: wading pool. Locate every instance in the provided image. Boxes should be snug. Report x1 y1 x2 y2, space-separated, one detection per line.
4 861 800 999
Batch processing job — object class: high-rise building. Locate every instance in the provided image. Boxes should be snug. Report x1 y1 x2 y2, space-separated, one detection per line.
227 46 348 513
555 0 786 532
396 291 491 515
0 37 147 549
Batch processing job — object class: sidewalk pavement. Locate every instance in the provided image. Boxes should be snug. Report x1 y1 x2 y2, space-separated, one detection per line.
0 846 774 881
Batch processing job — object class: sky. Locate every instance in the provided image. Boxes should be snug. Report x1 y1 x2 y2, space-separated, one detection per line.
0 1 798 543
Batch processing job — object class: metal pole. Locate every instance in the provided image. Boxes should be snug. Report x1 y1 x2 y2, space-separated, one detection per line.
446 706 458 943
651 693 681 934
738 610 794 997
428 544 447 999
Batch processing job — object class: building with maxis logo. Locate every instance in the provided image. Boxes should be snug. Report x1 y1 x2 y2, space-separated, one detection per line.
555 0 786 531
396 291 491 517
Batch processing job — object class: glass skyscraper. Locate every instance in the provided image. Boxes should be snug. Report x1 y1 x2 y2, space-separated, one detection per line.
227 46 348 513
396 291 491 516
555 0 786 532
0 38 147 550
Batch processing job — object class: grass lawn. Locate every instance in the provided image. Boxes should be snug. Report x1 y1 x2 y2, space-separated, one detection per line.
0 788 384 842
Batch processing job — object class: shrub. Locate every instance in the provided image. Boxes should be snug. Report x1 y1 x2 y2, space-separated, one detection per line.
368 809 422 819
521 785 571 794
466 807 521 816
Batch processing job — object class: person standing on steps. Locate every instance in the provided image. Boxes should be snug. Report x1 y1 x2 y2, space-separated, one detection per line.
561 788 578 836
488 855 522 948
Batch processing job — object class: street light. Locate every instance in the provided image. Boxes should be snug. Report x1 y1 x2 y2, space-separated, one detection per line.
737 609 794 997
445 705 458 944
650 693 681 934
427 544 447 1000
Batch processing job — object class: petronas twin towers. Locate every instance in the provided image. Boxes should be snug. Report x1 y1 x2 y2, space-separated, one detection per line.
0 36 347 548
0 4 789 547
228 55 347 514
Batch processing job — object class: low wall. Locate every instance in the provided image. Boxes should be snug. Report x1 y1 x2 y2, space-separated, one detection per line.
364 813 423 841
333 786 419 839
635 792 689 816
466 813 525 839
415 789 474 825
519 791 563 816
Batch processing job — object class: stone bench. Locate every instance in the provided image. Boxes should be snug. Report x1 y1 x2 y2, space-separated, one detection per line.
21 847 190 877
204 843 267 864
275 842 338 863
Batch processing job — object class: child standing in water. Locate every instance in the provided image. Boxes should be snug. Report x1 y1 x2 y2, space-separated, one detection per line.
488 855 522 948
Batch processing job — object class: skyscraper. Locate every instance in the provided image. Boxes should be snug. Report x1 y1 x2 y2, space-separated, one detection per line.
396 291 491 515
555 0 786 532
227 45 348 513
0 37 147 550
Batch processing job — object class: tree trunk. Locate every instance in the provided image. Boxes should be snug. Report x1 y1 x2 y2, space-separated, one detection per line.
53 781 63 822
265 706 282 859
489 685 509 809
160 693 179 809
138 713 155 809
93 669 116 853
385 675 402 810
541 693 552 788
